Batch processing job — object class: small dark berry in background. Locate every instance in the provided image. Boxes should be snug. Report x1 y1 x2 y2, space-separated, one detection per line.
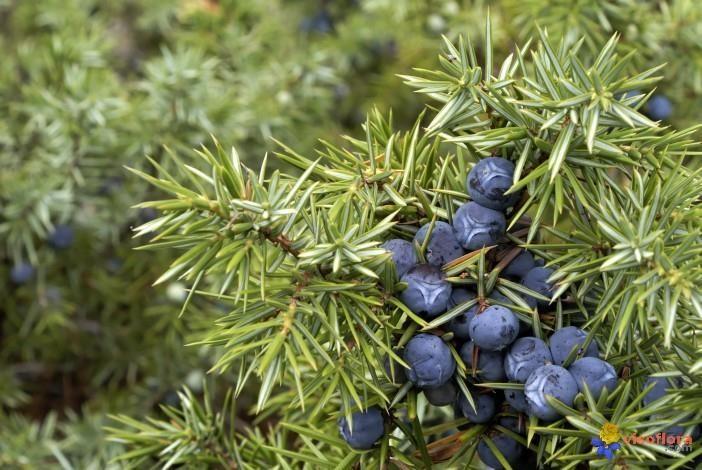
139 207 159 223
300 10 333 34
645 94 672 121
48 224 74 250
424 380 457 407
10 262 35 285
456 391 496 424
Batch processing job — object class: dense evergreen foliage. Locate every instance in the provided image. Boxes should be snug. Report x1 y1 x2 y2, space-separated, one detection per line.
1 1 701 468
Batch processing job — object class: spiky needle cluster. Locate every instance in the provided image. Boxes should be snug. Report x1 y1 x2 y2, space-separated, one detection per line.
112 18 702 469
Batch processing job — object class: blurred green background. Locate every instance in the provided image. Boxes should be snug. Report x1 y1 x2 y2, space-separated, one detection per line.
0 0 699 467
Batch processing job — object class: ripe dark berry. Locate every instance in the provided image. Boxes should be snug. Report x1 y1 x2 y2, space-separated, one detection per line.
139 207 158 222
414 221 464 267
502 250 535 279
504 389 529 413
453 202 506 251
520 267 556 308
456 391 496 424
504 337 552 383
642 376 681 406
424 381 457 407
447 288 477 341
459 340 505 382
382 238 417 278
300 10 333 34
524 365 579 421
487 291 532 336
548 326 599 366
568 357 617 399
469 305 519 351
646 94 672 121
338 407 384 450
498 416 525 434
400 264 452 318
48 224 74 250
403 334 456 388
478 429 523 469
10 262 34 285
466 157 521 211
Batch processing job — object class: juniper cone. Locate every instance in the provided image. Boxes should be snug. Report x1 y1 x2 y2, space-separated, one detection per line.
138 207 158 222
504 389 529 413
300 9 334 34
504 337 553 383
642 376 682 406
400 264 452 317
469 305 519 351
423 381 457 407
549 326 599 366
502 414 524 430
10 262 35 285
477 418 524 469
645 94 673 121
414 221 465 267
403 334 456 388
502 250 536 279
381 238 417 278
487 290 532 336
524 365 579 421
459 340 506 382
466 157 521 211
567 357 618 399
338 407 385 450
452 201 507 251
520 266 556 308
447 288 477 341
48 224 75 250
456 391 497 424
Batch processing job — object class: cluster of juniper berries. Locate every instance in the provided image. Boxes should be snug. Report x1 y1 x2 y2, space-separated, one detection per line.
8 224 75 285
336 156 630 466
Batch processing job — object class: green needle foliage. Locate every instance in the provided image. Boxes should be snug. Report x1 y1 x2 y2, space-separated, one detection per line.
110 18 702 469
